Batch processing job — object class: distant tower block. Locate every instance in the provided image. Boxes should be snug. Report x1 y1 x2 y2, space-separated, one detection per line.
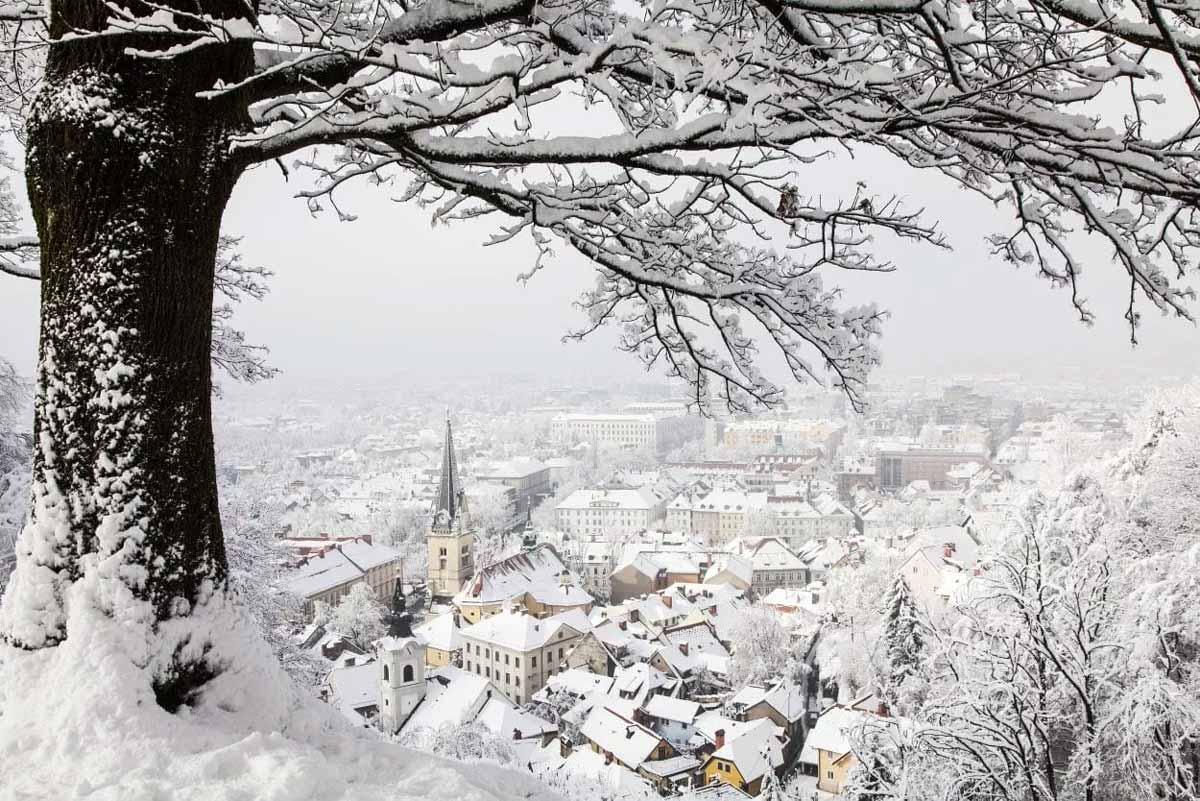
427 414 475 602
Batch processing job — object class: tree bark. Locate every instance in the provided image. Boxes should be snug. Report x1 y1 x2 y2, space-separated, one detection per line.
0 0 254 709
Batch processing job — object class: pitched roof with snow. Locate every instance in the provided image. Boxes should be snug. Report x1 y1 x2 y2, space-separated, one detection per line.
455 544 593 608
414 613 463 652
797 704 875 764
400 665 501 734
644 694 700 725
475 697 557 740
729 681 805 723
707 717 785 784
580 706 671 770
460 609 585 652
325 661 379 720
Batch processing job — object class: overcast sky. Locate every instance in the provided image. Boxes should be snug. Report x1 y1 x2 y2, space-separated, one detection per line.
1 138 1198 391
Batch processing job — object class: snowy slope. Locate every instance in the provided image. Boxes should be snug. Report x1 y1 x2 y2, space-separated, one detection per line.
0 592 558 801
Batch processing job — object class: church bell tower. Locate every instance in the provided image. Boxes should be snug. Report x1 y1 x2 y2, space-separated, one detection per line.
427 414 475 602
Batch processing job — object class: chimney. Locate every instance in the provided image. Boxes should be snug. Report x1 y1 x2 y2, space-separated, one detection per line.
876 700 889 718
709 605 718 617
662 594 672 609
629 609 640 623
943 542 956 558
619 621 628 631
513 728 522 740
972 566 982 577
810 590 820 605
678 643 689 656
715 729 725 749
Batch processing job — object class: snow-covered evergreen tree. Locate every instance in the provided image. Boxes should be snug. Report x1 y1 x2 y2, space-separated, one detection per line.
879 575 926 711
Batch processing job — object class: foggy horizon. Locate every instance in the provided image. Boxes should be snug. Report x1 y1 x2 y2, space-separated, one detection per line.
3 148 1200 390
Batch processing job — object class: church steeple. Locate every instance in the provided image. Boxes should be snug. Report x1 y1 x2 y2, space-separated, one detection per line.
428 414 473 603
432 412 463 527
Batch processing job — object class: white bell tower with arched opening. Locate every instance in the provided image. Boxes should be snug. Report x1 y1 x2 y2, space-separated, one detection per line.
378 636 426 733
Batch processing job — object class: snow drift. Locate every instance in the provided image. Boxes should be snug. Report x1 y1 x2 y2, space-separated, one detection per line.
0 584 555 801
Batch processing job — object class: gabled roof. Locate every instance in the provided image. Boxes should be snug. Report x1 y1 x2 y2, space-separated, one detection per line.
475 697 557 740
536 667 615 700
414 613 462 652
612 663 678 705
704 554 753 585
460 609 586 652
580 706 671 770
324 660 379 721
798 700 878 764
455 544 593 608
644 694 701 725
729 680 805 723
284 540 403 598
400 665 500 734
706 717 784 783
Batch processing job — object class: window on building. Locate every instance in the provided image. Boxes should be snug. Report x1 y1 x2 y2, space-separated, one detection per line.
382 665 389 681
486 668 491 678
402 664 413 682
439 547 447 556
504 654 510 665
514 657 520 668
505 673 510 684
531 656 537 667
826 771 834 779
515 676 520 687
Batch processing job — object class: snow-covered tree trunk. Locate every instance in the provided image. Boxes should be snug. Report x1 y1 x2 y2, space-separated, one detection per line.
0 3 254 708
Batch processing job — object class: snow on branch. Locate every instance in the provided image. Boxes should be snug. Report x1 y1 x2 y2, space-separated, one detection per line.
53 0 1200 407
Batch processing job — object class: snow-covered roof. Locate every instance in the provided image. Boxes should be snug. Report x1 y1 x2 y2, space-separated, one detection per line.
643 694 700 725
324 660 379 720
726 537 805 572
704 554 753 586
377 635 422 654
283 540 403 598
580 706 669 770
414 613 463 652
283 549 365 598
455 544 593 609
612 663 678 705
707 717 784 784
475 697 557 740
640 755 702 778
401 666 501 734
537 668 615 700
460 609 585 653
798 703 876 764
557 487 663 512
479 458 548 480
729 681 804 723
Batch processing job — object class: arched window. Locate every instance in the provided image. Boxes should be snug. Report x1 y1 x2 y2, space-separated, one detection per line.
403 664 414 683
382 665 389 681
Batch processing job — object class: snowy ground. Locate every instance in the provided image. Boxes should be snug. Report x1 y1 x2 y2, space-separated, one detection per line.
788 775 839 801
0 595 555 801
